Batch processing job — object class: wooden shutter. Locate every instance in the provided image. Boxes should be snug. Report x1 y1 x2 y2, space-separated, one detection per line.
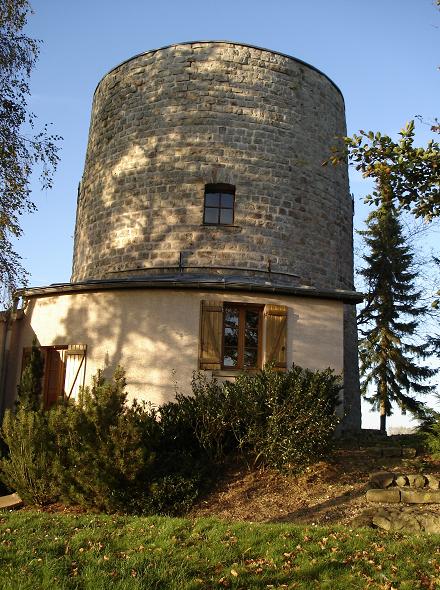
43 348 66 408
199 301 223 370
64 344 87 399
264 305 288 370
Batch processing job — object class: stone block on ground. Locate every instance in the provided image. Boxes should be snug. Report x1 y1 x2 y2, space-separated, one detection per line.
0 493 22 510
401 489 440 504
366 488 401 503
351 509 376 529
372 514 392 531
407 474 427 488
426 475 440 490
422 514 440 533
353 507 440 533
395 475 408 487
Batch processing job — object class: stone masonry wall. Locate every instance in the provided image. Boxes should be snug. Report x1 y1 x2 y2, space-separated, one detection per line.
71 41 353 291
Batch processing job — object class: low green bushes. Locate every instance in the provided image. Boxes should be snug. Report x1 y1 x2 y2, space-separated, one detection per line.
163 366 341 470
0 363 341 514
1 366 158 512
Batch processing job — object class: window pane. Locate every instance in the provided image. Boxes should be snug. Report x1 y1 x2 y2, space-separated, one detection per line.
220 208 233 225
244 348 258 368
220 193 234 208
204 207 219 224
205 193 220 207
224 348 238 367
224 308 239 347
224 307 239 366
245 310 259 349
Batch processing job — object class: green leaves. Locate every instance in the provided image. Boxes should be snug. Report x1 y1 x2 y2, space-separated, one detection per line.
0 0 61 305
327 121 440 220
167 365 341 472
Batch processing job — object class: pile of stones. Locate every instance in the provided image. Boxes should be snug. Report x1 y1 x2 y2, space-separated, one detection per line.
352 471 440 532
367 471 440 504
352 505 440 533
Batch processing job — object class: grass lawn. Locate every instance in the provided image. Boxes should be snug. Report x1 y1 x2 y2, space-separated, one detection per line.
0 511 439 589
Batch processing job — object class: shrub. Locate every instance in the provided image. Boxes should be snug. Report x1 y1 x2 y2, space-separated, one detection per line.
0 363 341 513
158 374 236 462
50 367 158 513
16 341 44 410
0 344 56 505
229 365 341 470
148 473 204 516
0 407 57 505
149 378 222 513
0 367 159 513
422 405 440 458
164 365 342 472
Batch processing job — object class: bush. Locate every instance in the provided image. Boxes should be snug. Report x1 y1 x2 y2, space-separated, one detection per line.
164 365 342 472
148 473 204 516
158 374 236 462
0 406 57 505
229 365 341 470
0 345 57 505
0 363 341 513
50 367 158 513
0 367 159 513
422 406 440 458
16 342 44 411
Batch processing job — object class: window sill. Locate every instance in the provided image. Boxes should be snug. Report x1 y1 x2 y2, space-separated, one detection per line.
201 224 242 229
212 368 260 377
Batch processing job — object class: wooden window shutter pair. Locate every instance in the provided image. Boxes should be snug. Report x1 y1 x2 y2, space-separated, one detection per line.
199 301 287 370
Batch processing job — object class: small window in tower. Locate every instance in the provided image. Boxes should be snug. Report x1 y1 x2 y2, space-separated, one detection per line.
203 184 235 225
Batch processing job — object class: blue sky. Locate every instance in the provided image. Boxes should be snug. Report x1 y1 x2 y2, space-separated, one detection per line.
19 0 440 429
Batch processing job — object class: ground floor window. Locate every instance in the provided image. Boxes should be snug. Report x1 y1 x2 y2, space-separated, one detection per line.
199 300 287 372
223 304 262 369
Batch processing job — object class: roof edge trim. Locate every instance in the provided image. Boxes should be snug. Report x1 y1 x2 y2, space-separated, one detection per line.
17 277 363 304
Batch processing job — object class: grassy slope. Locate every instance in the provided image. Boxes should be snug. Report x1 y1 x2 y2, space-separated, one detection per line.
0 511 439 589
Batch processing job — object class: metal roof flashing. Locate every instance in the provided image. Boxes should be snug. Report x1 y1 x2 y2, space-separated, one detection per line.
17 275 363 304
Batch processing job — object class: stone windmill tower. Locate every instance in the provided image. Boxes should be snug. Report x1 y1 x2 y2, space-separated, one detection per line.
2 42 362 430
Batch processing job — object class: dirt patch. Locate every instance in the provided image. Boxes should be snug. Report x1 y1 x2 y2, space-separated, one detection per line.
189 449 440 525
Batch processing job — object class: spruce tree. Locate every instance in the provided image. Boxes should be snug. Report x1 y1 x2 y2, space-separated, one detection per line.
16 341 44 410
325 121 439 432
358 193 436 432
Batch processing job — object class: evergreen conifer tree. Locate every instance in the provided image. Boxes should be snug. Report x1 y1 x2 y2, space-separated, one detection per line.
16 341 44 410
358 195 436 432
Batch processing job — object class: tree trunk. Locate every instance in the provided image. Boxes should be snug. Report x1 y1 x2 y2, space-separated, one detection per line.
379 397 387 434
